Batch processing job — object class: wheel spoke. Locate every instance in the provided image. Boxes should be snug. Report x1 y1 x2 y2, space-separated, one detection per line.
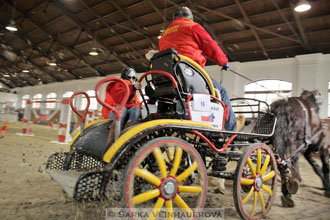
247 157 256 177
261 184 273 195
262 170 275 182
169 147 183 177
251 191 257 216
173 194 194 216
147 197 165 220
132 188 160 205
243 186 255 204
165 200 173 220
260 155 270 175
256 149 262 173
153 147 168 178
258 191 265 212
176 161 198 182
241 178 254 185
135 168 161 186
166 148 174 162
178 185 202 193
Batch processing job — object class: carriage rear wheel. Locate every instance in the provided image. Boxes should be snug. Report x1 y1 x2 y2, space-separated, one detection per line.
123 137 207 219
233 143 277 220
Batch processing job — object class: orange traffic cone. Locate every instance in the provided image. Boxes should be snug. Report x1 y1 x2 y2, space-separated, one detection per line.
0 121 9 138
58 123 66 142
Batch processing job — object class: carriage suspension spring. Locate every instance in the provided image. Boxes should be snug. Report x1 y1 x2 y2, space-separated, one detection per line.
211 157 228 172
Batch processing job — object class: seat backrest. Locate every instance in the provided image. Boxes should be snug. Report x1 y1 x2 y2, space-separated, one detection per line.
149 49 211 97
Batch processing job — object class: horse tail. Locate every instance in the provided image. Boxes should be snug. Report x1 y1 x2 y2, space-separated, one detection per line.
271 99 292 158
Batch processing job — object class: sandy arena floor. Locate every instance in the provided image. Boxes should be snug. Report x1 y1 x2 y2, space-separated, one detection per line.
0 122 329 220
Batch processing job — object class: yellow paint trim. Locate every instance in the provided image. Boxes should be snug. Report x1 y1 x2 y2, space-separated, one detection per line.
69 119 110 149
103 119 215 163
179 54 216 97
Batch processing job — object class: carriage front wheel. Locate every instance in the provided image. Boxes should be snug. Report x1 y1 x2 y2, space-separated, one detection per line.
233 143 278 220
123 137 207 220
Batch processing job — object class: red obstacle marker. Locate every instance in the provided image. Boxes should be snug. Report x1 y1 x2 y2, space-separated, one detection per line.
0 121 9 138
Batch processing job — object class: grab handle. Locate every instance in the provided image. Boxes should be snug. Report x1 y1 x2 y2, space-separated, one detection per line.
70 91 90 134
95 77 129 121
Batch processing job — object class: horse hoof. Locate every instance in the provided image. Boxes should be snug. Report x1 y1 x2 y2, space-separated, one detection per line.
287 178 299 194
281 195 295 207
325 191 330 198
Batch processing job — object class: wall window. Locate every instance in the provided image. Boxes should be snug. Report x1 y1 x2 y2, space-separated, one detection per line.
62 91 73 98
244 80 292 104
81 90 97 110
32 94 42 108
46 93 57 109
21 94 30 108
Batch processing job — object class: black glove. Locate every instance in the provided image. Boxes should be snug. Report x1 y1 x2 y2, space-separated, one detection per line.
221 63 230 71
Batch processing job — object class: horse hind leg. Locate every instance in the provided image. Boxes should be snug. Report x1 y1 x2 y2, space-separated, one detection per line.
304 145 330 197
319 142 330 197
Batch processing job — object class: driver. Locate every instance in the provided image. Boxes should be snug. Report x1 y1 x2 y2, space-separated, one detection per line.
158 6 237 131
102 67 142 144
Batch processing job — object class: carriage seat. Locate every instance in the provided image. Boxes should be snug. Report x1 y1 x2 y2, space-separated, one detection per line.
148 49 212 99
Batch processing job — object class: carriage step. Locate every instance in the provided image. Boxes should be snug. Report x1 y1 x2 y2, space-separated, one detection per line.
46 169 82 198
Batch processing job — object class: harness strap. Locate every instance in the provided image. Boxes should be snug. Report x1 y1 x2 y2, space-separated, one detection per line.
295 98 312 144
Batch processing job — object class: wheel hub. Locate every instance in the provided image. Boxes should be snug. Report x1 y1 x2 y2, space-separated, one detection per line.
254 174 263 191
160 177 178 200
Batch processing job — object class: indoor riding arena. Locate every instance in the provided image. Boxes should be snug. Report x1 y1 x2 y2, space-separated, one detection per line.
0 1 330 220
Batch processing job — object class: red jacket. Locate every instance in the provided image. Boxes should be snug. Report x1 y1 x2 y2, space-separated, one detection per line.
101 80 141 119
159 18 228 68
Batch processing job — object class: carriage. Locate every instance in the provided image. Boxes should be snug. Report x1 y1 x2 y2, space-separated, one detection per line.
45 48 278 220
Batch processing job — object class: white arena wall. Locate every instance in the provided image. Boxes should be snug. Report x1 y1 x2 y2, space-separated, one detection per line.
11 53 330 119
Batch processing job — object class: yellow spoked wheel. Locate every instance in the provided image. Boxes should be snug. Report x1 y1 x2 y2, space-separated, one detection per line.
123 137 207 220
233 143 277 220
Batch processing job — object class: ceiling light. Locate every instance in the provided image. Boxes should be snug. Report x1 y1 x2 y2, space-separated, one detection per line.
89 51 98 56
294 0 311 12
3 74 10 77
48 61 57 66
89 48 99 56
5 20 18 32
22 69 29 73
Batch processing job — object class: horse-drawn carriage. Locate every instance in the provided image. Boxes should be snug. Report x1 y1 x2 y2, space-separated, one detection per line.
46 49 279 220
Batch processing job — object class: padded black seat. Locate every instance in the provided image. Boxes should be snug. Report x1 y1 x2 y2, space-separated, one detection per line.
149 49 211 99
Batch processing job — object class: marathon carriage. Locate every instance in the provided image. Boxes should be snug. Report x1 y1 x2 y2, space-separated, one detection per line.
46 49 278 220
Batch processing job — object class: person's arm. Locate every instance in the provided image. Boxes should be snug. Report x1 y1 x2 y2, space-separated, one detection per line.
193 24 228 66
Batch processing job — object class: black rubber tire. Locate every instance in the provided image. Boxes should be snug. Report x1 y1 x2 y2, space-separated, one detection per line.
123 136 208 219
233 143 277 220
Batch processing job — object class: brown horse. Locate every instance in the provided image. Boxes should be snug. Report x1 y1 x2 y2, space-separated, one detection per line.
270 90 330 207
